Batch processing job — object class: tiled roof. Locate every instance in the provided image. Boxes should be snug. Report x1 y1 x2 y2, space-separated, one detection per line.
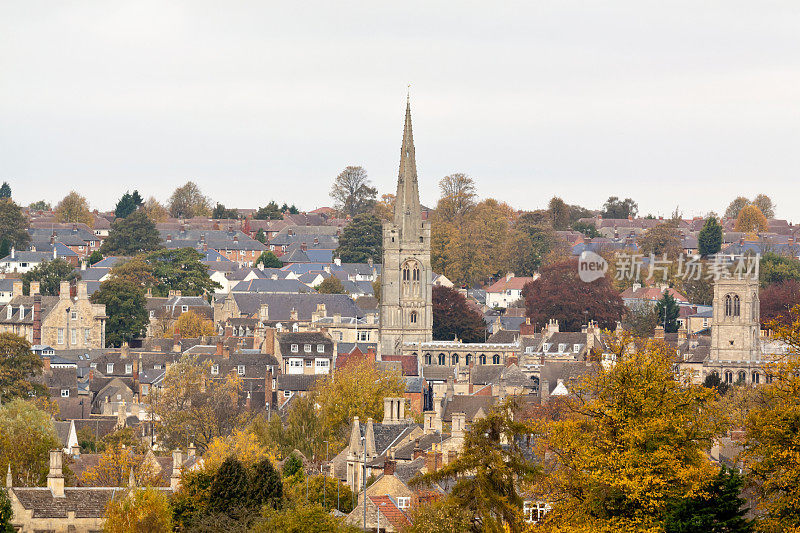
11 487 125 518
370 495 412 530
485 275 536 293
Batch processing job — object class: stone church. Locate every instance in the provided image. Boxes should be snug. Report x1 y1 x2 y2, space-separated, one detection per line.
379 98 433 357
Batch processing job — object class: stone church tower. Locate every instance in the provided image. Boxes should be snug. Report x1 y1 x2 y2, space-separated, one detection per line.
379 97 433 357
710 275 760 362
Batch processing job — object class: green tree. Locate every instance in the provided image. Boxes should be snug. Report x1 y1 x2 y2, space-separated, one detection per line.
663 467 752 533
547 196 570 230
0 183 10 199
602 196 638 219
702 372 729 396
0 487 13 533
330 166 377 217
254 201 284 220
21 258 79 296
656 292 680 333
145 248 220 296
168 181 211 218
101 210 163 256
249 457 283 510
411 399 538 533
724 197 750 220
433 285 486 343
405 498 474 533
0 199 31 254
255 503 359 533
212 203 239 219
698 216 723 256
622 301 658 338
88 250 103 265
104 486 173 533
0 399 59 486
760 253 800 287
113 190 143 219
90 278 148 347
254 251 283 269
572 220 600 238
255 228 267 244
638 223 682 258
283 453 303 478
208 457 250 516
0 333 46 400
54 191 93 227
334 213 382 263
317 276 346 294
28 200 51 212
510 216 557 276
283 474 354 513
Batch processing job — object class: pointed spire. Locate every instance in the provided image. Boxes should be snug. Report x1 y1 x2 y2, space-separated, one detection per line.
394 95 422 239
365 418 377 457
6 464 11 488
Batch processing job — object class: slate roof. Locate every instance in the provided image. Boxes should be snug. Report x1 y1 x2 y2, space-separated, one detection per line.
0 295 60 325
441 395 496 422
230 293 363 320
538 361 596 395
231 279 312 294
276 374 322 392
355 421 418 457
11 487 127 518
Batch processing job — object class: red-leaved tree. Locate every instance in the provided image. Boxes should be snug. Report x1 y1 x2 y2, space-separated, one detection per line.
760 279 800 327
522 258 625 332
433 285 487 343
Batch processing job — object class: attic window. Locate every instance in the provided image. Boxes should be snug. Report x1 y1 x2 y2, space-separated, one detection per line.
61 389 69 397
304 344 311 353
397 497 410 509
211 365 219 375
558 343 566 353
237 365 245 375
542 343 550 352
317 344 324 353
291 344 299 353
181 305 188 313
125 364 133 374
106 363 114 374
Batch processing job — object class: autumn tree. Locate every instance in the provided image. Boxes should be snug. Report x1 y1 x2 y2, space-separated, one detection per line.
734 204 768 234
759 253 800 287
372 193 395 222
21 258 79 296
436 173 477 224
113 190 143 219
0 487 12 533
622 301 658 338
255 503 359 533
601 196 638 219
433 285 486 343
510 213 557 276
411 399 538 533
0 199 30 255
0 399 59 486
523 258 625 331
317 276 347 294
168 181 211 218
104 487 173 533
90 278 148 346
725 196 750 220
0 333 46 400
752 193 775 219
54 191 93 227
212 203 239 219
28 200 51 212
79 442 158 487
101 209 163 256
638 222 682 258
254 251 282 268
547 197 570 230
698 216 723 256
334 213 382 263
405 499 474 533
141 196 168 223
283 474 354 513
110 257 158 287
759 280 800 327
330 166 377 217
539 336 720 531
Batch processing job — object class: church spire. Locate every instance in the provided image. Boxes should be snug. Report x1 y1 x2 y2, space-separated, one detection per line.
394 95 422 238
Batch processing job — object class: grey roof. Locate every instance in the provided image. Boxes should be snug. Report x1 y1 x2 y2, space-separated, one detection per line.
232 279 313 294
441 395 496 422
538 361 596 395
80 267 111 281
0 251 55 264
29 226 97 244
354 421 418 457
276 374 321 391
11 487 126 518
230 293 364 320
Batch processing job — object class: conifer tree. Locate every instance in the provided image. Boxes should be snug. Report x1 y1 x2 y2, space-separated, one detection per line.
208 457 249 516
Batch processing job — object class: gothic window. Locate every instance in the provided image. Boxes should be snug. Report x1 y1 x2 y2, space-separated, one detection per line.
438 353 446 365
465 354 472 365
752 293 757 319
451 354 459 365
492 354 501 365
752 371 760 384
737 371 746 383
402 266 410 281
724 295 732 317
410 311 418 324
413 267 420 281
424 353 432 365
724 371 733 383
734 295 740 316
479 354 487 365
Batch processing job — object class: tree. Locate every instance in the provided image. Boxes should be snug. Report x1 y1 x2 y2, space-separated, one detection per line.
759 253 800 287
0 183 10 199
90 278 148 346
622 301 658 338
411 399 538 533
88 250 103 265
702 372 729 396
20 258 79 296
208 457 250 516
254 251 282 269
0 399 59 486
602 196 638 219
0 487 13 533
54 191 93 226
249 457 283 511
282 474 353 513
202 427 277 473
255 503 360 533
334 213 382 263
433 285 486 343
373 193 395 222
101 210 163 256
547 196 570 230
110 257 158 287
760 280 800 327
663 467 752 533
522 258 625 331
330 166 377 217
540 336 719 531
254 201 284 220
104 487 173 533
656 292 680 333
752 193 775 219
0 199 30 254
172 310 215 338
281 203 299 214
734 205 768 234
113 190 143 219
725 197 750 220
404 498 474 533
141 196 168 223
742 308 800 529
510 215 557 277
168 181 211 218
282 453 303 478
79 442 157 487
638 223 682 258
698 216 723 256
254 228 267 244
317 276 347 294
572 220 600 238
437 173 477 224
28 200 51 212
212 203 239 219
144 248 220 296
0 333 46 400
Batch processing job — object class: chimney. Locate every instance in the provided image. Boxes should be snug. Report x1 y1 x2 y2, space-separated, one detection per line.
412 440 424 460
452 412 466 439
222 345 230 359
59 281 70 300
30 281 40 295
167 234 172 243
654 325 665 340
76 281 88 300
10 247 14 260
172 330 182 353
42 355 50 373
188 443 196 458
224 325 232 338
47 450 65 498
423 411 438 435
425 450 441 473
383 459 396 476
170 450 183 491
259 304 269 322
120 342 130 359
364 418 376 457
11 280 22 299
300 242 307 252
215 341 223 356
33 295 42 345
290 308 298 321
541 379 550 404
5 465 11 488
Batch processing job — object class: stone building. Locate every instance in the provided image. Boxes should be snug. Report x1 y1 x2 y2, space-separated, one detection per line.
0 281 106 348
379 98 433 357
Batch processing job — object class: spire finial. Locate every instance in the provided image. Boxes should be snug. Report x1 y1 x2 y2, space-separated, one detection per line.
407 84 411 104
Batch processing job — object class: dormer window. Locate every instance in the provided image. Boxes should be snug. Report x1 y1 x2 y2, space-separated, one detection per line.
542 343 550 352
291 344 299 353
558 343 566 353
211 365 219 375
181 305 188 313
317 344 325 353
237 365 245 375
106 363 114 374
304 344 311 353
573 344 582 353
125 364 133 374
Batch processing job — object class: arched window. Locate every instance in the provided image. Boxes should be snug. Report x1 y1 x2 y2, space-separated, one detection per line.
465 354 472 365
766 373 773 384
479 354 487 365
725 295 733 317
752 294 757 319
410 311 418 324
752 371 760 384
413 267 420 281
737 370 746 383
292 323 299 332
492 354 501 365
724 371 733 383
424 353 432 365
733 295 740 316
451 354 459 365
438 353 446 365
402 266 410 281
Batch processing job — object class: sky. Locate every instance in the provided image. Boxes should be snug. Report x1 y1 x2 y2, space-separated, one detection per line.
1 1 799 220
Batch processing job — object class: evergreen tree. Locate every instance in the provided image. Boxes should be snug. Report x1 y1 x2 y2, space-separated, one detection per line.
255 228 267 244
656 292 680 333
0 183 10 199
334 213 382 264
90 278 148 347
254 202 283 220
282 453 303 478
664 467 752 533
254 251 282 269
249 458 283 510
0 199 30 251
101 210 163 256
88 250 103 266
208 457 250 516
698 217 723 256
114 190 143 219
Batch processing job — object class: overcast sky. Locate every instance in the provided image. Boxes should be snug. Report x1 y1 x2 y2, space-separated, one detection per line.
1 1 799 220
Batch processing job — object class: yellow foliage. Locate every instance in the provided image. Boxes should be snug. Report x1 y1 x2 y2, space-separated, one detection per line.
170 310 215 338
735 204 768 233
54 191 93 227
202 428 277 473
104 486 172 533
80 443 161 487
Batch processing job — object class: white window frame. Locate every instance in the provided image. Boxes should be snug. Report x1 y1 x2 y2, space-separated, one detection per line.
61 389 70 398
106 363 114 374
396 497 410 509
181 305 188 313
211 365 219 375
125 364 133 375
304 344 312 353
317 343 325 353
291 344 299 353
284 390 291 397
57 328 64 345
237 365 245 375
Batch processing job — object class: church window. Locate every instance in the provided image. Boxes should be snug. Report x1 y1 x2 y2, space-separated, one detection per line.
492 354 501 365
724 371 733 383
451 354 459 365
465 354 472 365
733 295 740 316
438 353 446 365
410 311 418 324
724 295 732 316
737 371 746 383
479 354 487 365
752 371 760 384
424 353 432 365
413 267 420 281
